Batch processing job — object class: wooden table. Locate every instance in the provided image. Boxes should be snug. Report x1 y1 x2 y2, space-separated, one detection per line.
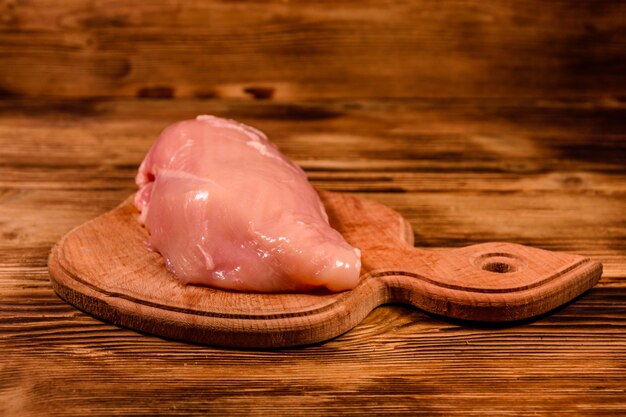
1 1 626 415
1 97 624 416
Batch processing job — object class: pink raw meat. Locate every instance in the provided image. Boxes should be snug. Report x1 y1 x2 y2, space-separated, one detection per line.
135 115 361 292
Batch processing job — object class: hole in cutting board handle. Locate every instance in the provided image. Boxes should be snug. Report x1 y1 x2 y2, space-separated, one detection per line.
472 252 525 274
482 261 515 274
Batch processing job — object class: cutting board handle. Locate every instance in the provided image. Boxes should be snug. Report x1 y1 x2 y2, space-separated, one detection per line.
364 242 602 322
321 191 602 322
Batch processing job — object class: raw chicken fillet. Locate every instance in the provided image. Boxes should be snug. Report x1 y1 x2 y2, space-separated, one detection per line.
135 115 361 292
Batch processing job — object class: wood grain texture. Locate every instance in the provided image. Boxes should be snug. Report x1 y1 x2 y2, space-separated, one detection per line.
0 1 625 99
48 191 601 347
1 98 625 414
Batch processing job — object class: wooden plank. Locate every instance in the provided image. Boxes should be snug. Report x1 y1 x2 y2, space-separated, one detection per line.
1 301 625 416
0 97 624 172
0 1 625 99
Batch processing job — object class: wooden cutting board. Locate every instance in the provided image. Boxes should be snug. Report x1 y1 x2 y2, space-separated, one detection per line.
48 191 602 348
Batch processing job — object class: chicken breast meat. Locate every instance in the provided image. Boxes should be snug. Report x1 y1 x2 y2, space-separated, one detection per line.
135 115 361 292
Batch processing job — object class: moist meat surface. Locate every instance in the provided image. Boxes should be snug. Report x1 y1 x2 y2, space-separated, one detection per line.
135 115 361 292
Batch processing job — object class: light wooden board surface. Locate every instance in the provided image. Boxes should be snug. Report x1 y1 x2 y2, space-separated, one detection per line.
48 191 601 347
1 98 625 415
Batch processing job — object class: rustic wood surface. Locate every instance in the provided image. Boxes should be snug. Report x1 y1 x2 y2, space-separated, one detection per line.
0 97 624 415
2 0 625 412
0 0 625 100
48 190 601 348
